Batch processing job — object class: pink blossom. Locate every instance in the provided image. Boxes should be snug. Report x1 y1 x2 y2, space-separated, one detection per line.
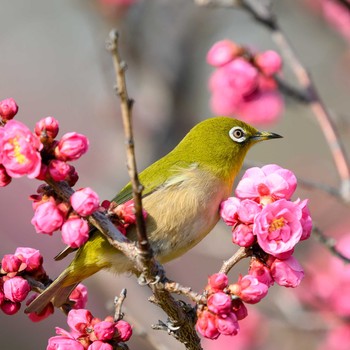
14 247 43 272
88 341 113 350
47 336 84 350
0 98 18 121
1 300 21 315
255 50 282 76
237 199 262 224
66 165 79 186
206 40 241 67
231 299 248 320
238 91 283 126
114 200 147 228
115 320 133 342
94 321 115 341
61 217 89 248
210 90 241 116
1 254 22 273
220 197 241 226
0 120 42 178
71 187 100 216
48 159 71 181
236 164 297 203
0 164 11 186
271 256 304 288
35 116 59 139
67 309 93 334
248 258 274 287
3 276 30 302
232 224 255 247
70 284 88 309
298 199 312 240
55 132 89 161
207 291 232 315
207 273 228 292
254 199 303 255
31 200 65 235
229 275 268 304
27 294 54 322
196 310 220 339
215 312 239 336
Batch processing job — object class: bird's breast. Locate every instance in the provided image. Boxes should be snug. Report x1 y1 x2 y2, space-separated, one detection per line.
139 167 232 263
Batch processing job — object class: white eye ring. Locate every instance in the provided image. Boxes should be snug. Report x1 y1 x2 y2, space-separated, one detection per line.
229 126 246 143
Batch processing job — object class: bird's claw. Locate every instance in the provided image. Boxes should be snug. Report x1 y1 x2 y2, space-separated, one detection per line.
137 265 165 286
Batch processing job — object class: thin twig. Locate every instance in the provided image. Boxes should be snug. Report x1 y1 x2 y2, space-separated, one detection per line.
163 281 206 304
313 226 350 264
219 247 250 274
114 288 127 322
106 29 153 270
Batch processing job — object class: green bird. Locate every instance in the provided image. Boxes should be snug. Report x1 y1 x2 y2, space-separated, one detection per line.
26 117 281 314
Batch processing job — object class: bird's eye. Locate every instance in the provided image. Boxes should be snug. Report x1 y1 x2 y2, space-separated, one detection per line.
229 127 246 143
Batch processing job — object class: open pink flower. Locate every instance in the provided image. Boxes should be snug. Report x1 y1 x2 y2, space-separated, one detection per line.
67 309 93 334
31 200 65 235
55 132 89 161
0 120 42 178
71 187 100 217
236 164 297 204
61 217 89 248
270 256 304 288
253 199 303 256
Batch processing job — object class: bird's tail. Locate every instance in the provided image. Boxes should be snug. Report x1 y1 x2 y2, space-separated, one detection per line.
25 268 79 314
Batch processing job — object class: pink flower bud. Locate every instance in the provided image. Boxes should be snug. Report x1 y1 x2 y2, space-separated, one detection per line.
0 120 42 179
66 165 79 187
231 299 248 320
0 98 18 121
26 294 54 322
208 273 228 292
115 320 133 342
298 199 312 241
209 90 241 116
207 292 232 315
3 276 30 302
215 312 239 336
35 116 59 139
1 300 21 315
196 310 220 339
207 40 241 67
70 284 88 309
1 254 22 273
237 199 261 224
0 164 11 186
14 247 43 272
61 217 89 248
67 309 93 334
88 341 113 350
255 50 282 76
48 159 71 181
71 187 100 216
93 321 115 341
248 258 274 287
220 197 241 226
31 200 65 235
36 163 48 181
229 275 268 304
47 336 84 350
270 256 304 288
232 224 255 247
55 132 89 161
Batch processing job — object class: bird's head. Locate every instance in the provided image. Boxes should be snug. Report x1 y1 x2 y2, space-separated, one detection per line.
175 117 282 180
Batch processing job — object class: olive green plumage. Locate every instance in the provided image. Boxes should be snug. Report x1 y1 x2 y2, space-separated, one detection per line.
25 117 281 314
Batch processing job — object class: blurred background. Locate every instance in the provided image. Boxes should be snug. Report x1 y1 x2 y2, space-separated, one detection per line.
1 0 350 349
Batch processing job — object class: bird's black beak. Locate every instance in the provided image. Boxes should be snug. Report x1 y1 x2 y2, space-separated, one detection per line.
250 131 283 141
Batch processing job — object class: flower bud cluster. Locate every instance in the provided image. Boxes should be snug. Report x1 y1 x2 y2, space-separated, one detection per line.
207 40 283 125
47 309 132 350
0 98 89 186
0 247 46 316
31 186 100 248
220 164 312 289
196 273 252 339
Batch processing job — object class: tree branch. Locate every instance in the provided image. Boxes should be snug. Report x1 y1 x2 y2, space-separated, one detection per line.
219 247 250 274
